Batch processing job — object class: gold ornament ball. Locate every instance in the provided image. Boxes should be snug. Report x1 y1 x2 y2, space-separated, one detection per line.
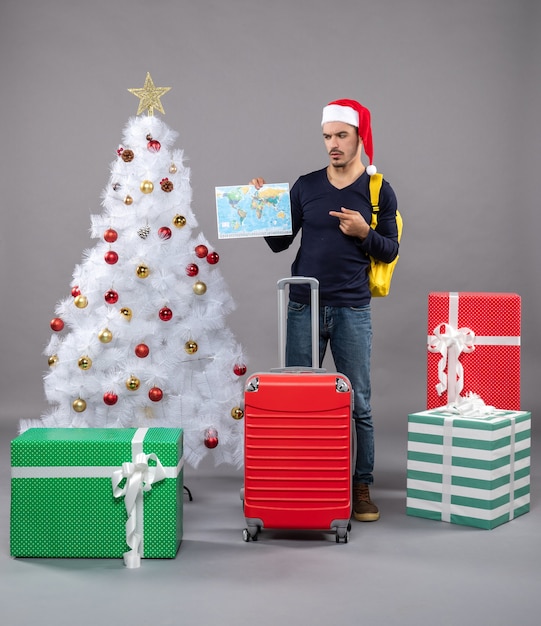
126 375 141 391
136 263 150 278
124 194 133 205
169 163 177 174
78 356 92 370
173 214 186 228
193 281 207 296
74 295 88 308
231 406 244 420
48 354 59 367
72 398 87 412
120 307 133 321
98 328 113 343
184 340 198 355
140 180 154 194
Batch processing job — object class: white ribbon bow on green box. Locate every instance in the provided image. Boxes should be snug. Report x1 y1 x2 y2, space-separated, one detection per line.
112 430 169 568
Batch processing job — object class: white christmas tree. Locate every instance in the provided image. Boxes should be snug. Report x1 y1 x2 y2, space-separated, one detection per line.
25 74 247 468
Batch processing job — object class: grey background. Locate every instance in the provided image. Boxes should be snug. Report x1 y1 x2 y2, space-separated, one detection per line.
0 0 541 456
1 0 539 451
0 0 541 432
1 3 540 625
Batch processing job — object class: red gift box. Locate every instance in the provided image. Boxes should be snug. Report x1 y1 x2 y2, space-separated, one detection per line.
427 292 521 410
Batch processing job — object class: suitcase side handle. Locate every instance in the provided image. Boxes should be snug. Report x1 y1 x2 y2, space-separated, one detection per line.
277 277 319 369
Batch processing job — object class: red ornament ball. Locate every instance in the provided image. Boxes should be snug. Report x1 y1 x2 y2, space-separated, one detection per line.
206 251 220 265
195 244 208 258
71 286 81 297
135 343 150 358
50 318 64 332
234 363 247 376
104 289 119 304
159 307 173 321
148 387 163 402
185 263 199 277
104 250 119 265
103 392 118 406
147 139 161 153
158 226 172 240
204 427 219 449
104 229 118 243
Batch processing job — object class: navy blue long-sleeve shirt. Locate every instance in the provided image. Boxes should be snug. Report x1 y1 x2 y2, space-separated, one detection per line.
265 168 399 307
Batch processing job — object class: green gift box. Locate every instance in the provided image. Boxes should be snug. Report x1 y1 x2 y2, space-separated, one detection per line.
11 427 183 566
407 409 530 529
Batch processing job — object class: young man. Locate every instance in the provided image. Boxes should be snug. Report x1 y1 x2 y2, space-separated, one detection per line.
251 99 399 521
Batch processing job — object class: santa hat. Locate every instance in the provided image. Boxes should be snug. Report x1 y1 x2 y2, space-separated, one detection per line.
321 99 377 175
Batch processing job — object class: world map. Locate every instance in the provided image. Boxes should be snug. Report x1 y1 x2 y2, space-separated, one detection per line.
215 183 292 239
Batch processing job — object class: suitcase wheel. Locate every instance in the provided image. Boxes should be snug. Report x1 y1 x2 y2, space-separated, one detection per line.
243 527 259 542
335 523 351 544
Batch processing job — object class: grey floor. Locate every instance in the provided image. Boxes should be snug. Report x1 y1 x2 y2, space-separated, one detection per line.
1 418 539 626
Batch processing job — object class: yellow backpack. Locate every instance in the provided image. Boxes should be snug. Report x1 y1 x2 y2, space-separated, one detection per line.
368 173 402 297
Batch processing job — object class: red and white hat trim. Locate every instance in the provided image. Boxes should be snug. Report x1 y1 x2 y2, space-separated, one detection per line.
321 103 359 128
321 99 377 175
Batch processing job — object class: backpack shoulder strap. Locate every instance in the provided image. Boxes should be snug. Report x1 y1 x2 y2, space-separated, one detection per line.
368 172 402 243
369 172 383 229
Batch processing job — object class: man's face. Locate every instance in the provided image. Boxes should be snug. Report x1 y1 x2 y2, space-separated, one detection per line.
322 122 362 169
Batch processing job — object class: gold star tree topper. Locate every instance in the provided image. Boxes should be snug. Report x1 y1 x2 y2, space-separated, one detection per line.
128 72 171 116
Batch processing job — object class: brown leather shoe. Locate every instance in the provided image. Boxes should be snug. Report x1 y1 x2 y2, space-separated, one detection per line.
353 483 380 521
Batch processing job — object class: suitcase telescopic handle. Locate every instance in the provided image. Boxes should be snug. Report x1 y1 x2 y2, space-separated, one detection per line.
277 277 319 369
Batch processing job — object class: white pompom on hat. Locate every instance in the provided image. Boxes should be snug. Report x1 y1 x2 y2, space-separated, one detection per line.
321 99 377 175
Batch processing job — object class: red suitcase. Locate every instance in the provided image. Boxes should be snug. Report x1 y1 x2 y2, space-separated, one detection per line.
242 277 353 543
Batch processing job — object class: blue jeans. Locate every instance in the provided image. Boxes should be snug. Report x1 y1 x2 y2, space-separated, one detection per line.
285 301 374 485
